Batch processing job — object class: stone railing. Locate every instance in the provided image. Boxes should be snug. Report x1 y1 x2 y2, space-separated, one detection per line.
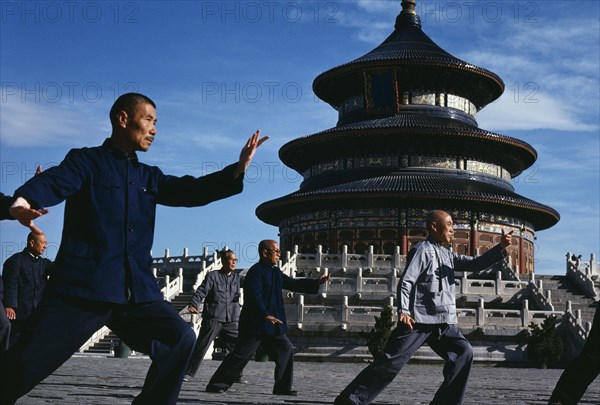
527 273 555 311
285 295 571 334
292 295 396 332
289 245 406 275
280 247 298 277
151 247 213 267
191 251 221 291
153 268 184 301
562 301 594 346
566 252 599 300
455 271 527 299
319 267 399 299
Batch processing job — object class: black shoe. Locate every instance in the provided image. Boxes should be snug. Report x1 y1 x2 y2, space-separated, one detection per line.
234 378 249 384
273 388 298 396
206 386 226 393
334 395 356 405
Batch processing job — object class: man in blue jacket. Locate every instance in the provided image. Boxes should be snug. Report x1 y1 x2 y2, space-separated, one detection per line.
0 193 15 351
0 93 268 405
206 239 329 396
2 232 53 347
335 210 513 405
0 167 44 352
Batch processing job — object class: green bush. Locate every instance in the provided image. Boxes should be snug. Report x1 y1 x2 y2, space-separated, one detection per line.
364 305 396 358
526 315 563 368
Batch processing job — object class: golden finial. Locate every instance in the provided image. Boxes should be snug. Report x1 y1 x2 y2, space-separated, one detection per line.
401 0 417 15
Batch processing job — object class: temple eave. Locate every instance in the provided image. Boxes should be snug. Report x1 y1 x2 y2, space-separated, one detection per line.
279 124 537 175
314 59 504 108
257 191 559 231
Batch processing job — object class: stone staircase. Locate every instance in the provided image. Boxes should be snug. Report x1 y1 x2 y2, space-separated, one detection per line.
83 331 119 355
170 291 195 312
536 275 597 324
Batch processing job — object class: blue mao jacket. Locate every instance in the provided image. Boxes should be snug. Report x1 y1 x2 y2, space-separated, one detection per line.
14 139 243 304
0 192 13 301
0 193 15 221
239 262 320 337
2 249 53 319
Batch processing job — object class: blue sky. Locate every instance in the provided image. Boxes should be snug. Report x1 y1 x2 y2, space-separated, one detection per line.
1 0 598 274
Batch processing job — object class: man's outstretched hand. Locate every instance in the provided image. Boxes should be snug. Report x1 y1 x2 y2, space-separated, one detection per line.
9 197 48 235
500 229 514 250
234 130 269 178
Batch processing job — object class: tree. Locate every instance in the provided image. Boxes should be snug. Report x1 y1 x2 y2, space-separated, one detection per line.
526 315 563 368
364 305 396 359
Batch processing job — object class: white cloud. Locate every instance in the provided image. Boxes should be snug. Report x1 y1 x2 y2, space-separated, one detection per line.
478 91 598 132
0 92 108 148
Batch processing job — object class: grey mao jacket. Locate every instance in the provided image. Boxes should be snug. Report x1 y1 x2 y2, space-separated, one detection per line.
398 237 506 324
189 269 241 323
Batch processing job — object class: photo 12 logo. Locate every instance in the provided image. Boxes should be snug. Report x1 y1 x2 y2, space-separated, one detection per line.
1 81 140 104
1 1 140 24
199 1 340 24
201 81 314 104
1 161 59 184
415 1 540 24
202 161 301 184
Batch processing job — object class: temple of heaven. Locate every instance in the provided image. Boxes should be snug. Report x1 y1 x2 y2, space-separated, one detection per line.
256 0 559 274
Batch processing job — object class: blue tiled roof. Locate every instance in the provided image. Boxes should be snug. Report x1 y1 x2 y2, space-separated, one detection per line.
256 173 559 230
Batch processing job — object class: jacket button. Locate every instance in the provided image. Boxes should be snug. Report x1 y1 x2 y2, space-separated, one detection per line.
129 227 134 232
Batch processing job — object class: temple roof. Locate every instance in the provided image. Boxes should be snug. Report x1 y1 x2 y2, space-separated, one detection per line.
256 172 560 231
279 112 537 176
313 2 504 110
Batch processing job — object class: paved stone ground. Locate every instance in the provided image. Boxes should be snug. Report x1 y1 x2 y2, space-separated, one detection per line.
16 354 600 405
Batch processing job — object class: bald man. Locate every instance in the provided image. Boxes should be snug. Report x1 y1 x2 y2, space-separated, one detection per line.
2 232 52 347
206 239 330 396
335 210 513 405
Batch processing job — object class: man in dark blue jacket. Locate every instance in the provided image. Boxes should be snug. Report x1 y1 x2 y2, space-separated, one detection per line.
0 93 268 405
0 193 15 351
0 193 14 221
206 239 329 396
1 168 45 352
2 232 53 347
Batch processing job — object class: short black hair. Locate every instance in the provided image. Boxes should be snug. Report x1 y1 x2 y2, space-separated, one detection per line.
219 249 235 261
109 93 156 127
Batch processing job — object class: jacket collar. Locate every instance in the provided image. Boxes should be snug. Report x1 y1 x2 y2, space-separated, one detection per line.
102 138 139 163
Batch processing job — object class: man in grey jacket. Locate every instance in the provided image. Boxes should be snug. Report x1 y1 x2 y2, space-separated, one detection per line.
335 210 513 405
186 249 245 381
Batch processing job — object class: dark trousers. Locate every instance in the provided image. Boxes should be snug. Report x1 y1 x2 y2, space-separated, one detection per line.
338 323 473 405
0 301 10 352
187 318 239 377
549 304 600 405
207 333 294 392
0 294 196 405
8 319 27 349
